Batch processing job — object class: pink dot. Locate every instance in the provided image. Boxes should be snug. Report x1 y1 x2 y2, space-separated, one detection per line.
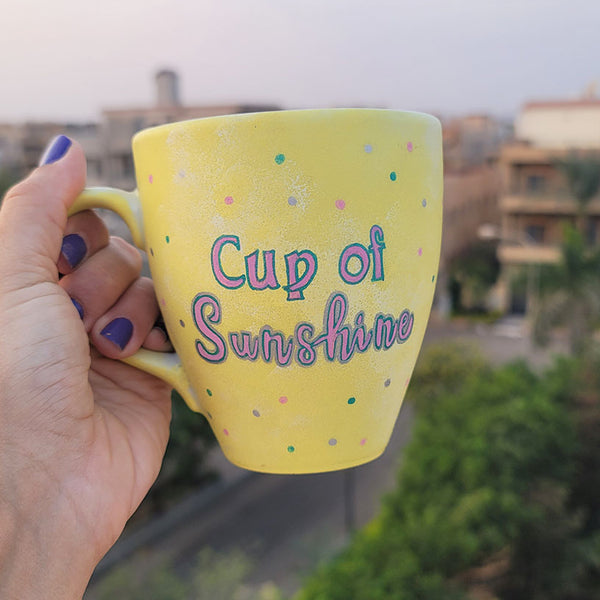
360 438 367 446
224 196 234 205
405 377 410 387
418 247 423 256
407 142 413 152
279 396 288 404
335 199 346 210
149 174 154 183
160 298 166 307
223 428 229 436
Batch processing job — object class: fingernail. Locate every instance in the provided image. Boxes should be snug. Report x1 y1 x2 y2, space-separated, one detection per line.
61 233 87 269
100 317 133 350
39 135 72 166
71 298 84 320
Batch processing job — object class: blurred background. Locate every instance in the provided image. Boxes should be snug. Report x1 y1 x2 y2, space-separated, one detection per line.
2 1 600 598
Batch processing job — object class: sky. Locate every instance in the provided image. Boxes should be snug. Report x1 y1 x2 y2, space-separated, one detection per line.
1 0 599 123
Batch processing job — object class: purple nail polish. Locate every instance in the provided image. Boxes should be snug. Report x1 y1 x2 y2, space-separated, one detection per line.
61 233 87 269
71 298 84 320
39 135 72 166
100 317 133 350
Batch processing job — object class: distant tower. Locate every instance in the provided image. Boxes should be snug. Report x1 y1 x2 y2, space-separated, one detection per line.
155 69 180 107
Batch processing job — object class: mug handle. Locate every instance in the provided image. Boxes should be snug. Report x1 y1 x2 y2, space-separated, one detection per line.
69 188 199 412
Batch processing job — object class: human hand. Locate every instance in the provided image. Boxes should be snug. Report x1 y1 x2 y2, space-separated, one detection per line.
0 136 172 599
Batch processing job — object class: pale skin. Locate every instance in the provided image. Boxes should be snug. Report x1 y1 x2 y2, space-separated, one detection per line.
0 140 173 598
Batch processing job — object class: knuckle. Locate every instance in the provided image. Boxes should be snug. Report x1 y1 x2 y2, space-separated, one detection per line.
110 236 142 271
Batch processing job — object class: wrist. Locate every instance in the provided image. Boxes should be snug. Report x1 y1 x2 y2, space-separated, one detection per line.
0 493 95 600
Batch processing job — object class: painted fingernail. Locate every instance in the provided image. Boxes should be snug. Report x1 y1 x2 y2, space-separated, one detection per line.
61 234 87 269
39 135 72 166
100 317 133 350
71 298 84 320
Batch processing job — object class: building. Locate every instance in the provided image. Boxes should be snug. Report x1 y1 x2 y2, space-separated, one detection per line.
496 98 600 313
97 70 279 189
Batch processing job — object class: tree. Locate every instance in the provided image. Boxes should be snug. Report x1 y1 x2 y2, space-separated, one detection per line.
297 347 581 600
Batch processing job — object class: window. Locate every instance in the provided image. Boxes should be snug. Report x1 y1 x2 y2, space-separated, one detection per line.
526 174 546 193
525 224 545 243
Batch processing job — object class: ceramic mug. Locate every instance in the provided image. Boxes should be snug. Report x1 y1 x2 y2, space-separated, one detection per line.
71 109 443 474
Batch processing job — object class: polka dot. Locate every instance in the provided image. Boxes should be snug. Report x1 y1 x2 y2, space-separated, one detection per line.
206 389 213 397
223 428 229 436
160 298 166 307
149 174 153 183
422 198 427 207
329 438 338 446
165 235 170 244
417 247 423 256
207 411 213 420
335 199 346 210
405 378 410 387
407 141 413 152
432 275 436 282
360 438 367 446
279 396 288 404
347 397 356 405
390 171 397 182
287 445 295 453
364 144 373 153
178 170 186 178
150 248 154 257
224 196 234 205
384 378 391 387
252 409 261 417
275 153 285 165
288 196 297 206
179 319 185 328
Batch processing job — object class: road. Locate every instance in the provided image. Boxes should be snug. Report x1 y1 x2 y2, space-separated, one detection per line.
85 317 567 598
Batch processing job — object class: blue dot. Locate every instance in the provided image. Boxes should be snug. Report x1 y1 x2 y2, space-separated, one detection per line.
364 144 373 153
422 198 427 207
347 397 356 405
390 171 397 181
288 196 297 206
275 153 285 165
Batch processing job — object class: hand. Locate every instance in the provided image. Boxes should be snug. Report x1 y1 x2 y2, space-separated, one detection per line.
0 137 172 599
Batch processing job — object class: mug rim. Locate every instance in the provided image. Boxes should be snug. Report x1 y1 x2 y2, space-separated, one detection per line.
132 107 441 146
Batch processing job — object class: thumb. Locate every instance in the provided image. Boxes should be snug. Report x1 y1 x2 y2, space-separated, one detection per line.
0 136 87 290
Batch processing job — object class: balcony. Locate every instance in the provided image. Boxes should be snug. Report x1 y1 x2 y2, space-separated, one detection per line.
498 242 561 265
501 190 600 215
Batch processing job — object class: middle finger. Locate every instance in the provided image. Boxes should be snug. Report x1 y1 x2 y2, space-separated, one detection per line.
60 236 142 332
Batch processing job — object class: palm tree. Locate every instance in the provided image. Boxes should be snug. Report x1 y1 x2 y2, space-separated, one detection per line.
533 226 600 355
556 154 600 243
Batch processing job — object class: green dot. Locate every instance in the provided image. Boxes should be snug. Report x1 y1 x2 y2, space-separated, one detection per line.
165 235 170 243
287 445 295 453
390 171 397 181
206 389 212 397
347 397 356 405
275 153 285 165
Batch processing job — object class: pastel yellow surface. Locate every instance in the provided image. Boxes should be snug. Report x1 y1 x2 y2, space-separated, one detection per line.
127 109 442 473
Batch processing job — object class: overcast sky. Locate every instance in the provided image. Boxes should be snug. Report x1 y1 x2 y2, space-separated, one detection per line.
1 0 599 123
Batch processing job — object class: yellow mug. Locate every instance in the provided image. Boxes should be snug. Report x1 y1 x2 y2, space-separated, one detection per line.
71 109 443 474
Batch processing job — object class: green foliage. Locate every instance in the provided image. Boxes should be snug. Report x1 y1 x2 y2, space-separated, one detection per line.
533 226 600 355
0 167 18 201
557 154 600 208
448 241 500 313
297 346 592 600
91 547 287 600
